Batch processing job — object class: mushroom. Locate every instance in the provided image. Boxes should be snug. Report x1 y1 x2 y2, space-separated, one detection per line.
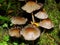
35 10 48 19
8 27 21 38
22 1 43 24
11 16 27 25
22 1 43 13
39 19 54 29
21 24 40 40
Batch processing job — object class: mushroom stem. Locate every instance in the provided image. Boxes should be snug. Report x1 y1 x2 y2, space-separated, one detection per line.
36 0 37 3
32 40 34 45
31 13 35 23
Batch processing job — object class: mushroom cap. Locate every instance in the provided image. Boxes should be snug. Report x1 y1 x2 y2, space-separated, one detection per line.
35 11 48 19
21 24 40 40
11 16 27 25
39 19 54 29
9 27 21 38
22 1 42 13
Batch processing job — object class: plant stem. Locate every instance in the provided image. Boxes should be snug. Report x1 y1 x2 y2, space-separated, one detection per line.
46 33 60 45
41 29 46 35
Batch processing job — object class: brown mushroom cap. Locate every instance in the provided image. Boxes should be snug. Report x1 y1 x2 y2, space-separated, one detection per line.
39 19 54 29
35 11 48 19
11 16 27 25
9 27 21 38
21 24 40 40
22 1 42 13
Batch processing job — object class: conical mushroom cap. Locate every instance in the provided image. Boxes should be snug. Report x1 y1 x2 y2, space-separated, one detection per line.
9 27 21 38
11 16 27 25
35 11 48 19
22 1 42 13
21 24 40 40
39 19 54 29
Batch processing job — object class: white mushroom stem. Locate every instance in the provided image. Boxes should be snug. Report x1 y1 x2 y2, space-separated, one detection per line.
36 0 37 3
32 13 35 23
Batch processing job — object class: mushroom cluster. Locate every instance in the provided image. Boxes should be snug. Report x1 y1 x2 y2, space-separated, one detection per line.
8 0 54 44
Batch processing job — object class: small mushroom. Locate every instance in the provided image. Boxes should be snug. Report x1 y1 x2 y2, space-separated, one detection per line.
39 19 54 29
8 27 21 38
11 16 27 25
21 24 40 40
35 10 48 19
22 1 43 13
